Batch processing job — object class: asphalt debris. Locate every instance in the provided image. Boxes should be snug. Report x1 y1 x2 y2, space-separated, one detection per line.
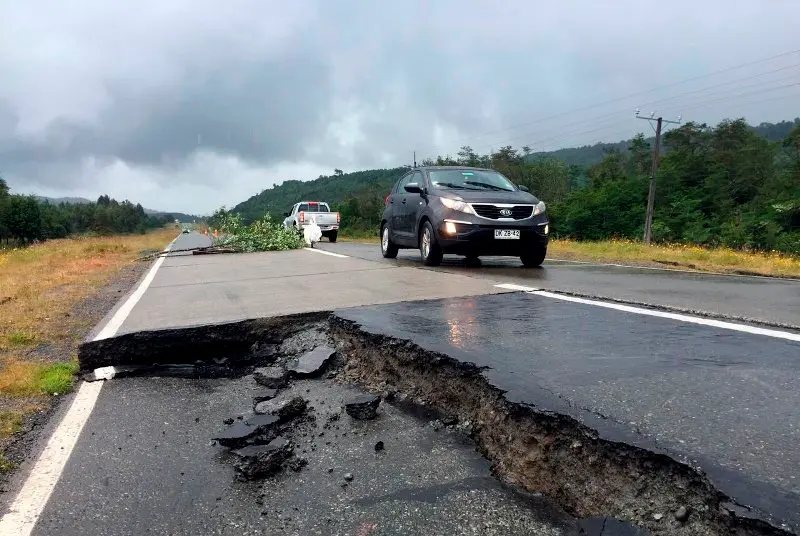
674 505 689 523
344 393 380 420
213 414 280 448
253 395 308 421
232 438 293 479
253 366 288 389
288 345 335 377
374 440 385 452
253 389 279 405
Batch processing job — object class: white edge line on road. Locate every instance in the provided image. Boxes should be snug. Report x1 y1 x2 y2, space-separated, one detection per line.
527 289 800 342
494 283 540 292
93 237 177 341
0 235 178 536
0 381 103 535
304 247 348 258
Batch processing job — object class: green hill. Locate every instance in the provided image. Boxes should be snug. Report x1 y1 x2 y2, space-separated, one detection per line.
527 119 799 168
233 168 409 222
231 118 800 226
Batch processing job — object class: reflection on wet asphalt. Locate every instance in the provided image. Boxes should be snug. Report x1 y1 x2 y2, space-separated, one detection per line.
320 242 800 327
336 292 800 527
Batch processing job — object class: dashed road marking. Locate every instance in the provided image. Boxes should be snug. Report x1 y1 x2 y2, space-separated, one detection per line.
304 247 349 258
493 283 540 292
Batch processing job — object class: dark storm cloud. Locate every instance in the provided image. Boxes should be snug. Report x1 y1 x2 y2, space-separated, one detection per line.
1 0 799 212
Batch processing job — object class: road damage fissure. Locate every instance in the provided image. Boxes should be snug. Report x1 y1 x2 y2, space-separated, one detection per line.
76 314 795 536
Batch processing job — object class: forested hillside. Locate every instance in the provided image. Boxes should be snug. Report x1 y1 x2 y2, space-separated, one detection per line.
233 168 408 223
0 184 179 244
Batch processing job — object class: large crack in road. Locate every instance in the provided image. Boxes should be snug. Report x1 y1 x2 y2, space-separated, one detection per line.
76 313 796 536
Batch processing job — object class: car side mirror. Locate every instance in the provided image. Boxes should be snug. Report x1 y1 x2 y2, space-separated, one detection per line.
404 182 423 194
518 184 530 192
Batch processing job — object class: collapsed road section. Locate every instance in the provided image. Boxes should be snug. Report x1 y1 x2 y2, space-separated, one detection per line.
76 310 798 536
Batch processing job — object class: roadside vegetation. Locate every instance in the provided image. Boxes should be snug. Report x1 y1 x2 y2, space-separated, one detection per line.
548 239 800 278
0 227 178 471
0 179 186 246
233 117 800 261
206 208 305 251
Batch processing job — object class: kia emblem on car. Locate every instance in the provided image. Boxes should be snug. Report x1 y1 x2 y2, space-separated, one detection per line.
500 208 512 217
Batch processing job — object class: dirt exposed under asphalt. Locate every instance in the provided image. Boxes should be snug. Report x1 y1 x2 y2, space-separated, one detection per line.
74 316 798 536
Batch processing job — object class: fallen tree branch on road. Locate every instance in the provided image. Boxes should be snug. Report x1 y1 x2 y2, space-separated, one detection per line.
208 209 305 253
135 210 305 261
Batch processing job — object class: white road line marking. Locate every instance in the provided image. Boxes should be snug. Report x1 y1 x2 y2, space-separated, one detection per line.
494 283 540 292
0 235 178 536
529 289 800 342
93 238 177 341
0 381 103 536
304 247 349 258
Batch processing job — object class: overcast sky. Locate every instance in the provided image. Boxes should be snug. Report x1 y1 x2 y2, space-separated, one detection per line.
1 0 799 214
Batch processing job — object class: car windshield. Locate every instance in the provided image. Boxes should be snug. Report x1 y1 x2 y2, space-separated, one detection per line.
428 170 516 192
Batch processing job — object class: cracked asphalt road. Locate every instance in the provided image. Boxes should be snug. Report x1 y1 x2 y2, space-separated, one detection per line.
2 233 798 535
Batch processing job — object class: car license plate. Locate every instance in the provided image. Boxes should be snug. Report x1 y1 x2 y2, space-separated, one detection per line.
494 229 520 239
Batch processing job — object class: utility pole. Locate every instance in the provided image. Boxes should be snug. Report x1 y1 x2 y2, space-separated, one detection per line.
635 110 681 244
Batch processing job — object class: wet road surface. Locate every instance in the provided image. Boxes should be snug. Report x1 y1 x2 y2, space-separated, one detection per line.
318 241 800 328
30 375 574 536
337 293 800 529
4 231 799 535
101 233 510 334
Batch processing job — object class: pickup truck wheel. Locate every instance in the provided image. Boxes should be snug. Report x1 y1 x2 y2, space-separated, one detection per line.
328 231 338 243
420 222 443 266
381 224 399 258
521 246 547 268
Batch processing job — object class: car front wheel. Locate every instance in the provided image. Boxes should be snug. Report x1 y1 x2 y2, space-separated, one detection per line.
521 246 547 268
419 222 443 266
381 224 399 258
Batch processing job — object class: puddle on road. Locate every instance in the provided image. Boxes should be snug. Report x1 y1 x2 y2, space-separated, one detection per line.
76 314 794 536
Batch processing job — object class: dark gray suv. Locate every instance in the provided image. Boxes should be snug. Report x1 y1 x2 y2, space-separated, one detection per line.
380 166 550 267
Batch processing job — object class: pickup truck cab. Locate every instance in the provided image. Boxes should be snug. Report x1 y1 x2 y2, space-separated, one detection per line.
283 201 341 242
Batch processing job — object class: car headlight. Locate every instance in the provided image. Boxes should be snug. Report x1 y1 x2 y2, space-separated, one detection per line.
533 201 546 216
440 197 475 215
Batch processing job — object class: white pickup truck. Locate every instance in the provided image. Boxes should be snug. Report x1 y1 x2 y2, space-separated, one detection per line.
283 201 340 242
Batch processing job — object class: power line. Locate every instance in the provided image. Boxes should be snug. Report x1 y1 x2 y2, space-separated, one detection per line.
468 70 800 156
476 80 799 156
455 48 800 145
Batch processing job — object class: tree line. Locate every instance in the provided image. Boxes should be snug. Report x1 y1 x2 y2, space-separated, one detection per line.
0 180 175 245
299 117 799 254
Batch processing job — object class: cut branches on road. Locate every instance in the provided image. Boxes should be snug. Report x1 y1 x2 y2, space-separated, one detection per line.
209 208 305 253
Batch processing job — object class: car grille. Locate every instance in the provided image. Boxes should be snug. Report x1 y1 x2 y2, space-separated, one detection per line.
471 204 534 220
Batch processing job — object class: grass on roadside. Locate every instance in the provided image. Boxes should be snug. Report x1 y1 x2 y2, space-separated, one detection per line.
339 233 800 278
0 227 178 450
549 239 800 278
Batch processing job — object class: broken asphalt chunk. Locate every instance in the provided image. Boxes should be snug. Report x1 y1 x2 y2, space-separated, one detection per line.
344 394 380 420
253 396 308 421
289 345 335 377
253 389 279 406
232 437 293 479
253 366 288 389
213 414 280 448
